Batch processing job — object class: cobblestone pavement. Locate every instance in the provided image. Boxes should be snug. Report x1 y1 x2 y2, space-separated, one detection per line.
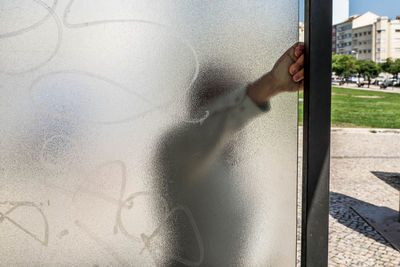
298 127 400 266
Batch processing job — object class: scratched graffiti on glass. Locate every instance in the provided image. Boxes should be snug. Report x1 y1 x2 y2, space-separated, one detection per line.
0 0 298 266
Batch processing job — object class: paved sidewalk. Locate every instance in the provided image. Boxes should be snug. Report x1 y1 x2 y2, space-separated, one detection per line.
298 127 400 266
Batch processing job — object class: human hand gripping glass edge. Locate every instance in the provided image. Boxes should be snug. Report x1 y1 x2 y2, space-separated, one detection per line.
247 42 305 106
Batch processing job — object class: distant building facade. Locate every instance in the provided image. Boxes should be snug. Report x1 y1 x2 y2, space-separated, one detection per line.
332 25 337 53
333 12 400 62
299 22 304 42
373 17 400 62
374 17 391 62
336 12 379 56
389 19 400 60
336 17 356 55
352 25 373 60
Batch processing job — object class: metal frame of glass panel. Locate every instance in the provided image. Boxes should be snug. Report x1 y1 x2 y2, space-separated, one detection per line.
301 0 332 266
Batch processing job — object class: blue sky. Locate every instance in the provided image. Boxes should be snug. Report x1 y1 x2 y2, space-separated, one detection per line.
300 0 400 22
350 0 399 19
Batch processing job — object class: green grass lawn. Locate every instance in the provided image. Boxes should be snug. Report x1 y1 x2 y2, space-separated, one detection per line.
298 87 400 129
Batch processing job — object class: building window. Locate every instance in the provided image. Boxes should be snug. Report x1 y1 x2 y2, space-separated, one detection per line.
368 49 371 53
354 33 358 37
363 50 367 53
338 25 352 32
377 29 386 34
359 42 362 45
396 29 400 33
368 31 371 35
377 48 385 52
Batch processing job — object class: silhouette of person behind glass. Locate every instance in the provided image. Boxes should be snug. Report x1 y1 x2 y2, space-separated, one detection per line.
154 43 305 266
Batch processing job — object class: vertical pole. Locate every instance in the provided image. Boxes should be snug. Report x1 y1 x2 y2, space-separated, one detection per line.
301 0 332 266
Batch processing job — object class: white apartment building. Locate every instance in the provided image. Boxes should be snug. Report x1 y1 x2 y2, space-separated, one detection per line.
334 12 400 62
336 12 379 55
336 17 354 55
332 25 337 53
352 25 373 60
373 17 400 62
299 22 304 42
389 19 400 60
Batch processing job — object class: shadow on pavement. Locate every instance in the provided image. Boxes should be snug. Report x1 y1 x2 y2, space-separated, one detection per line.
371 171 400 191
329 192 396 250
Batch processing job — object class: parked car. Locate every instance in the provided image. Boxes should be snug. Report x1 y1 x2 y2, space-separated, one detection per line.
349 76 358 83
375 76 386 86
375 73 394 86
379 78 395 89
357 81 365 87
331 77 343 84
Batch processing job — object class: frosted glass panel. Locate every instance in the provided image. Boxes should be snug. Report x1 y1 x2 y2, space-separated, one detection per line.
0 0 298 266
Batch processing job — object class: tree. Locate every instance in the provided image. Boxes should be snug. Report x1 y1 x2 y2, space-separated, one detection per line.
332 54 357 79
379 58 393 73
389 59 400 80
355 60 380 87
379 58 400 87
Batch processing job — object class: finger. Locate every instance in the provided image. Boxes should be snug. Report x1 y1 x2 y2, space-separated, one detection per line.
293 69 304 82
299 80 304 91
296 54 305 68
291 42 302 51
287 42 302 61
289 54 304 75
295 43 305 57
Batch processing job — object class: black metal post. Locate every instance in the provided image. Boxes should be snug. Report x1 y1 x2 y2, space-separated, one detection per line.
301 0 332 266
